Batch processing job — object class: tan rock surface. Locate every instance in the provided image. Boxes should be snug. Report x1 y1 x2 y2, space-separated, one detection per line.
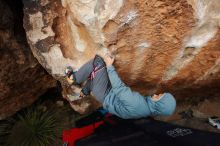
23 0 220 113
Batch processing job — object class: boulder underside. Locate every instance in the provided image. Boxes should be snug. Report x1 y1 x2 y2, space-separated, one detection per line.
23 0 220 113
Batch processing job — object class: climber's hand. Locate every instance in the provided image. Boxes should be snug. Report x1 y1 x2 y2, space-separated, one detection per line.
104 53 115 66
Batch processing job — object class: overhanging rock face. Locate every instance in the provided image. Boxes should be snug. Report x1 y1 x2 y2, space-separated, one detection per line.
23 0 220 113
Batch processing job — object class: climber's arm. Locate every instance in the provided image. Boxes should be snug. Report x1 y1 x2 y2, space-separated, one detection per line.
107 65 125 89
104 53 126 89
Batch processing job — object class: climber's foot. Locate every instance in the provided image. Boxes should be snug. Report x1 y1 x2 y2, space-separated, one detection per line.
65 66 77 85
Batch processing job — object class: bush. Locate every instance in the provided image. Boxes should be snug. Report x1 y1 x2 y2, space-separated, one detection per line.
0 104 69 146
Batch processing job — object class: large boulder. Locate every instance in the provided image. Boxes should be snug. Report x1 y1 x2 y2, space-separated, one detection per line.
0 0 56 119
23 0 220 113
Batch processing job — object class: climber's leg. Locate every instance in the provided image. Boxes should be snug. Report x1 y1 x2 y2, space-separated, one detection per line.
74 60 94 84
89 56 112 103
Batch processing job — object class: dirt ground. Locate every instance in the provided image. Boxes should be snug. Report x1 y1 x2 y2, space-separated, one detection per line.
155 97 220 133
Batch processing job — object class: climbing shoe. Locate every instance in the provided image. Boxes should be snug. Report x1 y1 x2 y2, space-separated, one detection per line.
65 66 74 77
65 66 76 85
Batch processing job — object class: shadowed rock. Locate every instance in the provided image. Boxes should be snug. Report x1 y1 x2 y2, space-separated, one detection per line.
0 0 56 119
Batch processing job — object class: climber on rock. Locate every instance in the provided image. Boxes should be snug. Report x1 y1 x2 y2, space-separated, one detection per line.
65 54 176 119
